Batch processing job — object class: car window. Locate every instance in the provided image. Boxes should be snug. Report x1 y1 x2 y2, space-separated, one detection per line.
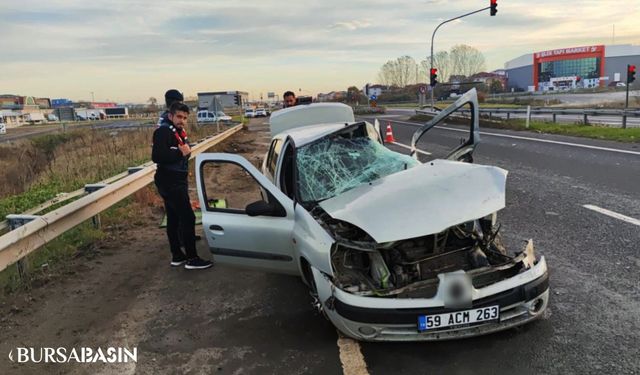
266 139 283 177
200 160 266 213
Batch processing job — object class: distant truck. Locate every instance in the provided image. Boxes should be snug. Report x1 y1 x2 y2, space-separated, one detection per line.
104 107 128 118
25 113 46 124
75 109 104 121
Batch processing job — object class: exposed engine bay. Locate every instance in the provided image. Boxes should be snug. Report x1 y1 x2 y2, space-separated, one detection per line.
310 206 527 298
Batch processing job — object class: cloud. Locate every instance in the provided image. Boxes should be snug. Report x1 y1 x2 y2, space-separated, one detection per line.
329 20 372 31
1 0 639 102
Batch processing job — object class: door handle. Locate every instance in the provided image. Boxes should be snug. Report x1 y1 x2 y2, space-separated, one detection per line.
209 225 224 236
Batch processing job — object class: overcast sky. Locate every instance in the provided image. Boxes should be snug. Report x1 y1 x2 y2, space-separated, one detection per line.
1 0 638 103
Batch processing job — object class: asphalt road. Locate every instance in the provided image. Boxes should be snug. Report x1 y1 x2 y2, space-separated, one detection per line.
356 113 640 374
1 117 638 374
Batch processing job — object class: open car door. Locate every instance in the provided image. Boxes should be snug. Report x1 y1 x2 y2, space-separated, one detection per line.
411 88 481 163
195 153 298 275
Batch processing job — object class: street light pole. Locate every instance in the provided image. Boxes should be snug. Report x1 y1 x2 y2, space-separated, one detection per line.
430 6 491 109
91 91 95 103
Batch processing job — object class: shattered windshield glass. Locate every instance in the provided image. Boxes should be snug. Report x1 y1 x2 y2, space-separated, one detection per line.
297 136 420 202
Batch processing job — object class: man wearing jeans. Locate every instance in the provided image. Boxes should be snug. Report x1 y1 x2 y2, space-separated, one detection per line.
152 102 212 270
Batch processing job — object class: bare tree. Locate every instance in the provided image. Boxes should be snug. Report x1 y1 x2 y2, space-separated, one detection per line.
423 45 486 83
147 97 158 113
377 56 417 87
422 50 452 83
449 44 486 79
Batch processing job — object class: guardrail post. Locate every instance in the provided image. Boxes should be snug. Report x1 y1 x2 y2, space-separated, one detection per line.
526 106 531 128
552 113 557 123
127 167 144 175
506 112 510 120
583 114 588 125
622 113 627 129
85 184 107 228
7 215 39 283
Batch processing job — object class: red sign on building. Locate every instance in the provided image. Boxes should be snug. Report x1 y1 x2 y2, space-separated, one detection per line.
91 102 117 108
533 45 606 90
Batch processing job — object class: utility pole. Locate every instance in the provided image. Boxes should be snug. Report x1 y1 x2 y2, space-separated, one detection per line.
429 1 497 109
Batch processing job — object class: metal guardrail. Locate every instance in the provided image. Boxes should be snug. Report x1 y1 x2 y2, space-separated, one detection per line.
416 107 640 128
417 107 640 116
0 169 138 234
0 124 243 273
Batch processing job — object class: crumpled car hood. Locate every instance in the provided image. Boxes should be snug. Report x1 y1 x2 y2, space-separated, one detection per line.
319 159 507 243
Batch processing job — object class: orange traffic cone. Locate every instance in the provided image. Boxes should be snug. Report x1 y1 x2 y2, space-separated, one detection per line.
385 123 396 143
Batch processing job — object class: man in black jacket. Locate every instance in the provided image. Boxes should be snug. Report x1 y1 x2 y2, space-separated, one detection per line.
152 102 212 270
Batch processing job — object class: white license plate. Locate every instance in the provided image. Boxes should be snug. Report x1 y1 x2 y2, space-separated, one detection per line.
418 305 500 331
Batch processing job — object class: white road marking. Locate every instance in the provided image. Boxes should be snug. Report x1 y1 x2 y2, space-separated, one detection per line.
337 335 369 375
380 118 640 156
390 141 432 155
583 205 640 227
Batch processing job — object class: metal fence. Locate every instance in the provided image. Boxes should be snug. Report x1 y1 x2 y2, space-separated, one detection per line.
416 107 640 128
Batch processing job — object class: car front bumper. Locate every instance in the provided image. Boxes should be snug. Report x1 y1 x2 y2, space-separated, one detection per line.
312 256 549 341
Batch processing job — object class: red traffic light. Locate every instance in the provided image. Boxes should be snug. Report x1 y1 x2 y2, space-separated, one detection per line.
630 65 637 73
628 64 636 83
430 68 438 87
490 0 498 16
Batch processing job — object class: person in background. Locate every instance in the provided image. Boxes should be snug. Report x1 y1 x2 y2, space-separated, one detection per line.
283 91 297 108
157 89 184 126
152 102 212 270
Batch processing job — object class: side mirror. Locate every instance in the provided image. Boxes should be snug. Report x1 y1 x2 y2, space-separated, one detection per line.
245 200 285 217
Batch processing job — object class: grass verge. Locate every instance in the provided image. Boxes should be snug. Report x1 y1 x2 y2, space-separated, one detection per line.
0 115 220 295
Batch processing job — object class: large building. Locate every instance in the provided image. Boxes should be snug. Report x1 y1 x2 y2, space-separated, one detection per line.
197 91 248 111
505 44 640 92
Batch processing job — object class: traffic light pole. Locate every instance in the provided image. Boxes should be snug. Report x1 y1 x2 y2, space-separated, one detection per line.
624 64 636 129
430 6 491 109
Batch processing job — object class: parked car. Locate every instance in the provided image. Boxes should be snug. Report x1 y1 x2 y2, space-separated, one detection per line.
255 108 268 117
216 111 233 123
0 115 6 135
244 108 255 118
197 110 233 124
46 114 59 122
195 89 549 341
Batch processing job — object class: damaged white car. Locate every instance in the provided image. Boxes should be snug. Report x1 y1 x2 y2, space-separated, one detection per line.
195 88 549 341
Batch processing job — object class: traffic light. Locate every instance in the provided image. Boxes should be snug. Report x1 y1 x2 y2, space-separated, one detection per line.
490 0 497 16
430 68 438 87
233 94 241 106
628 65 636 84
